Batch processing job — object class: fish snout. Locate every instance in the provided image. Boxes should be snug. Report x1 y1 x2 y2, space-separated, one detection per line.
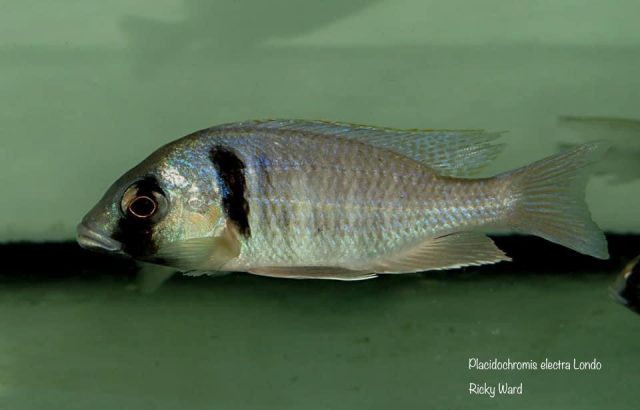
76 223 122 254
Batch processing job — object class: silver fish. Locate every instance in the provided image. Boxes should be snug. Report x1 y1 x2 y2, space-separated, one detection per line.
77 120 609 280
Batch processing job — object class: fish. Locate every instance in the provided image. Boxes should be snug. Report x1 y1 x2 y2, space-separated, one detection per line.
611 255 640 314
77 119 609 280
557 115 640 184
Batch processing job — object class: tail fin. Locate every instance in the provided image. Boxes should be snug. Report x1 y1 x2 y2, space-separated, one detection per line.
503 142 609 259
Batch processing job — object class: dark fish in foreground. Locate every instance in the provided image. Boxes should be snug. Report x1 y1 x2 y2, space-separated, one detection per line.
611 255 640 314
77 120 609 280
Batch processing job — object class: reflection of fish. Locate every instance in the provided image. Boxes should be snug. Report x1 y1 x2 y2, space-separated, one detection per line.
557 115 640 183
611 255 640 314
77 120 609 280
121 0 380 70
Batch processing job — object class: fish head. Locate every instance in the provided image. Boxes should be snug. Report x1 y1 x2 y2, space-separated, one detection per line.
611 254 640 314
77 142 226 266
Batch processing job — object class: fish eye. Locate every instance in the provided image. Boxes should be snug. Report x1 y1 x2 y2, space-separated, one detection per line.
121 183 168 221
128 196 157 218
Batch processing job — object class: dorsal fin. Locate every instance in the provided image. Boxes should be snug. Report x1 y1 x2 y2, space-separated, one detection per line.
215 119 505 177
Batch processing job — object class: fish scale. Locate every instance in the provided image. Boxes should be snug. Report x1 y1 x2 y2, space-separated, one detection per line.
205 131 502 270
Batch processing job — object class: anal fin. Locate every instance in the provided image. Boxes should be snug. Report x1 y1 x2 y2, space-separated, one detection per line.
367 232 511 273
248 266 377 281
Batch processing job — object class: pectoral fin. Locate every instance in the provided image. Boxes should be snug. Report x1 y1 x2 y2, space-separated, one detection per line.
248 266 377 281
367 232 511 273
154 222 241 271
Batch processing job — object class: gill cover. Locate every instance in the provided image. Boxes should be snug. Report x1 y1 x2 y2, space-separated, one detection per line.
151 145 251 271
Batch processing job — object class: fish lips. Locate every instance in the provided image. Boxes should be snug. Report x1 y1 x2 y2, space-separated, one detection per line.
76 223 123 254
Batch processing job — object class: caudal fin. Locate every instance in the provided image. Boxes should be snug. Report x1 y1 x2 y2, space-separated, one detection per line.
504 142 609 259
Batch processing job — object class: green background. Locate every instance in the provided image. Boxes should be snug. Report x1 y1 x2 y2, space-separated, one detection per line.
1 0 639 242
1 1 639 409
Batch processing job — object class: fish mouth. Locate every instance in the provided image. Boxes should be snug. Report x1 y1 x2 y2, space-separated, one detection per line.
76 224 122 254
